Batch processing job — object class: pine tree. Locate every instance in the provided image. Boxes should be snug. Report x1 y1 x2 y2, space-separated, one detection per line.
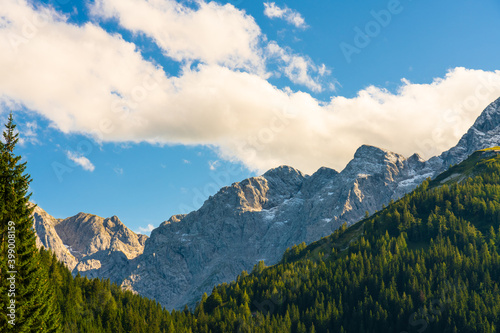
0 114 10 330
0 114 61 332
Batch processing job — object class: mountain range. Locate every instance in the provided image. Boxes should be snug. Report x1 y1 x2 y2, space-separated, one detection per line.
33 96 500 310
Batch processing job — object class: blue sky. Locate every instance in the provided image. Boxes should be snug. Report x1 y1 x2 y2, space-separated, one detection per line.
1 0 500 234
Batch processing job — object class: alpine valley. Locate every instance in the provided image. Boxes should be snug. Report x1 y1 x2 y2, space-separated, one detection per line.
34 96 500 312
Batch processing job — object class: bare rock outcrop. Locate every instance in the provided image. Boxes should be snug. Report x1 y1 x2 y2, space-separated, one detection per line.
122 97 500 310
32 207 147 281
37 97 500 311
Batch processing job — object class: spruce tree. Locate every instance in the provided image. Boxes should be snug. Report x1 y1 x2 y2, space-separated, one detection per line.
0 114 60 332
0 114 9 329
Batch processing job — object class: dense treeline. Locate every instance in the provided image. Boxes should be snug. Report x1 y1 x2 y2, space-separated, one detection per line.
4 111 500 332
0 115 60 332
0 114 189 332
39 249 197 333
182 152 500 333
28 150 500 332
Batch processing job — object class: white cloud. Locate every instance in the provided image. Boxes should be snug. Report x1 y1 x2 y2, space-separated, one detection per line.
1 1 500 176
90 0 325 90
264 2 307 29
91 0 265 73
136 224 155 234
66 151 95 172
18 120 39 146
182 159 191 164
267 42 328 92
318 64 331 77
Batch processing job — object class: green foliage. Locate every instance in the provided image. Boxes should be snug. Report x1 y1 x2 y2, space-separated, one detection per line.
176 150 500 332
39 249 198 332
6 111 500 332
0 114 61 332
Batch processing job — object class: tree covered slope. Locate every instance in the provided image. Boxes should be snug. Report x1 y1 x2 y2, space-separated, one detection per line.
43 147 500 332
189 148 500 333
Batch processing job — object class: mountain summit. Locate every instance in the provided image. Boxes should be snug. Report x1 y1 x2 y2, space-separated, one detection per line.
118 96 500 309
439 96 500 166
33 207 147 281
35 97 500 310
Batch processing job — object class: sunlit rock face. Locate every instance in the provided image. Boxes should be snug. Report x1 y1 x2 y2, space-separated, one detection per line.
36 97 500 310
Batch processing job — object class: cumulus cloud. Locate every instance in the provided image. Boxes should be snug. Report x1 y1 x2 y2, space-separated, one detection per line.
1 1 500 176
66 151 95 172
267 42 329 92
264 2 307 29
91 0 264 73
136 224 155 234
90 0 325 90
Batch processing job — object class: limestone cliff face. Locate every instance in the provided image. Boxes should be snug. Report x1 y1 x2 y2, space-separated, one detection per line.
438 97 500 167
32 207 147 280
120 97 500 310
37 97 500 311
120 147 433 309
33 206 78 270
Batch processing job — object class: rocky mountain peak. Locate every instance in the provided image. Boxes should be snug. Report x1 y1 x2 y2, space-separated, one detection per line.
314 166 339 176
301 166 338 196
407 153 425 164
440 96 500 167
161 214 186 227
32 205 78 270
195 166 305 213
352 144 404 164
55 213 146 259
470 96 500 133
263 165 306 182
343 144 406 180
32 208 148 282
35 97 500 311
353 144 388 158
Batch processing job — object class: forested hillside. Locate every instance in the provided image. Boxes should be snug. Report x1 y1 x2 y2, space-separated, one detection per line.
41 148 500 332
185 148 500 333
39 249 196 332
